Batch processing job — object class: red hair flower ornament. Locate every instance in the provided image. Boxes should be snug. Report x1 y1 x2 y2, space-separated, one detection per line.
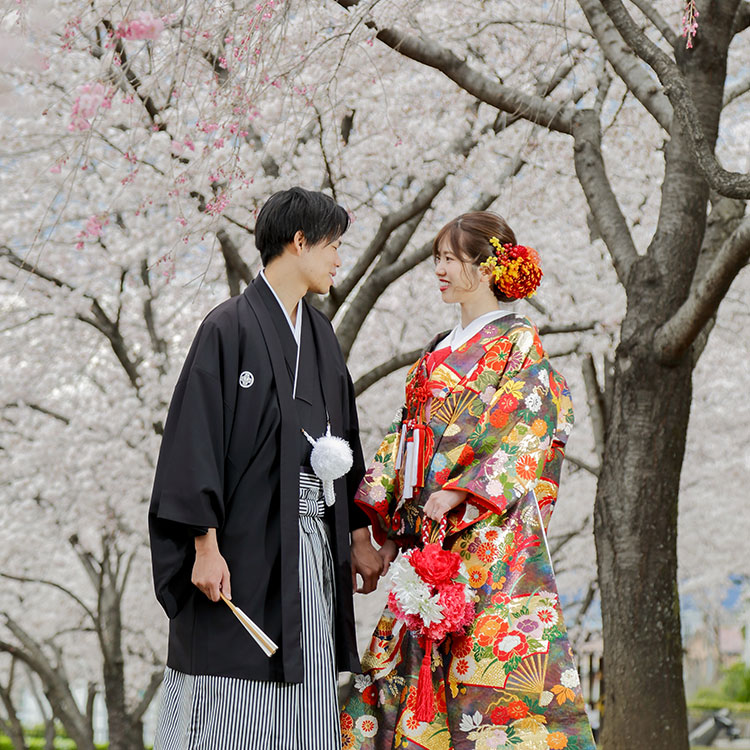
481 237 542 299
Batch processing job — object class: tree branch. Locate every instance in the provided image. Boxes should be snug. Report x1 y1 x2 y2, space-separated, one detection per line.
578 0 672 131
0 617 94 750
216 228 253 297
101 20 163 128
336 1 574 134
4 401 70 425
538 321 597 335
140 258 168 373
723 71 750 106
628 0 679 48
654 213 750 363
324 174 451 318
689 195 747 365
132 669 163 723
549 515 592 558
1 246 142 390
0 573 95 624
733 1 750 34
0 659 27 750
572 109 638 286
335 162 520 358
599 0 750 199
582 354 607 462
68 535 101 591
565 453 601 476
354 348 423 396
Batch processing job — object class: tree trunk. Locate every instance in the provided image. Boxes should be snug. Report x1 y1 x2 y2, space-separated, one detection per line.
595 333 692 748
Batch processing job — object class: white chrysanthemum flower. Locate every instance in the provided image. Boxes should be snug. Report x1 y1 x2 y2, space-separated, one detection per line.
389 558 432 614
418 593 444 626
561 668 580 688
486 479 504 497
479 525 500 542
525 392 542 412
536 590 558 603
353 673 373 691
535 605 558 628
539 690 554 706
356 715 378 738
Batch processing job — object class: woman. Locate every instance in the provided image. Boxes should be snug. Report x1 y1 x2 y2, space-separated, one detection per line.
341 212 595 750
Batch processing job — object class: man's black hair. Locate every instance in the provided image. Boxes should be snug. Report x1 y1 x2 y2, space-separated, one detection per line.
255 187 350 266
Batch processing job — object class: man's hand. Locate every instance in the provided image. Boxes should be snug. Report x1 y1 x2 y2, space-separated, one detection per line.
350 527 383 594
423 489 467 522
192 529 231 602
377 539 399 575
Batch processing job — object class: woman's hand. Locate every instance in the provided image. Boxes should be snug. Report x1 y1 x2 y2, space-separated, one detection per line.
192 529 231 602
423 489 467 522
377 539 399 575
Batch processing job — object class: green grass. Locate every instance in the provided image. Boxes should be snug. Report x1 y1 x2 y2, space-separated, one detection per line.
0 739 75 750
688 697 750 715
0 738 109 749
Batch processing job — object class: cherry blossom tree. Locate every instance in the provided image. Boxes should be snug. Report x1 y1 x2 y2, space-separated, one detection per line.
331 1 750 748
0 1 748 749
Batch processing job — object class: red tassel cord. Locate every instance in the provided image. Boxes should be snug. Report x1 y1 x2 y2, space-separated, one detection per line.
414 638 436 723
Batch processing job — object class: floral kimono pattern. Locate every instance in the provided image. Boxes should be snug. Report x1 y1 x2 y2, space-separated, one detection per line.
341 315 595 750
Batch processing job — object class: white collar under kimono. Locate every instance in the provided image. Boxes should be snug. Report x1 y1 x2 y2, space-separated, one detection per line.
437 308 515 351
259 268 303 398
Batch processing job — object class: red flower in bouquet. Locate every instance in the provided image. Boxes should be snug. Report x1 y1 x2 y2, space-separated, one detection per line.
410 543 461 586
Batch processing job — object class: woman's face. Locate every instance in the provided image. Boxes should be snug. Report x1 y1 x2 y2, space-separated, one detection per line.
434 241 485 303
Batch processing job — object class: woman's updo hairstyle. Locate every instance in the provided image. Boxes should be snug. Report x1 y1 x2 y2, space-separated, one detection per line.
432 211 517 303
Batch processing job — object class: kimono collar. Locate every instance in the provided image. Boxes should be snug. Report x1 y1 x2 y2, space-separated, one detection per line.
437 308 516 351
259 268 303 345
259 269 303 397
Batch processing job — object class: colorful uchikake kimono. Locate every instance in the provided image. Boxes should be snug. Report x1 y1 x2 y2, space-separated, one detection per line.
341 314 596 750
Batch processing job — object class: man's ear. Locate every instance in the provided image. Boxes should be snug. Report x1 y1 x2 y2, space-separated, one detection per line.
292 230 306 254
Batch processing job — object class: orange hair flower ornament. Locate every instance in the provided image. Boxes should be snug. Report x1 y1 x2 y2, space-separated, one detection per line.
480 236 542 299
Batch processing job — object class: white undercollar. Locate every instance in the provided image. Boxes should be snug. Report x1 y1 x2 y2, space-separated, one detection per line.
260 268 302 345
260 268 303 397
438 309 514 351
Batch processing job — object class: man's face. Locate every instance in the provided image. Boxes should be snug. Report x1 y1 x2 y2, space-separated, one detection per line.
300 237 342 295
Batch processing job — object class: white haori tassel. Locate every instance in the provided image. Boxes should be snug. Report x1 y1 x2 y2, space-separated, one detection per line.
302 423 353 506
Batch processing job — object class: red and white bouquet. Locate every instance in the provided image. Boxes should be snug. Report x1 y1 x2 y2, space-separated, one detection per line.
387 518 475 721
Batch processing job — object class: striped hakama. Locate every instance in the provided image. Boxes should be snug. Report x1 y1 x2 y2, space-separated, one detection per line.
154 472 340 750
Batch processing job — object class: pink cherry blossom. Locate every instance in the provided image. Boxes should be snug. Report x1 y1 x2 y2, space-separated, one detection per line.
205 193 230 216
117 12 164 41
68 82 112 131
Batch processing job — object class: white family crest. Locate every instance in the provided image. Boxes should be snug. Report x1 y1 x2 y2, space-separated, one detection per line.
238 371 255 389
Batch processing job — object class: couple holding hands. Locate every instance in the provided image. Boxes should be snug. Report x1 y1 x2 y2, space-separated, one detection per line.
149 188 595 750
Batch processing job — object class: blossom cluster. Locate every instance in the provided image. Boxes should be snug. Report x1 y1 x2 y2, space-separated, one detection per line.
117 12 165 41
387 543 475 643
68 82 112 131
681 1 699 49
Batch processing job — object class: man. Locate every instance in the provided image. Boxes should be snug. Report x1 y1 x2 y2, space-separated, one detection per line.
149 187 383 749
